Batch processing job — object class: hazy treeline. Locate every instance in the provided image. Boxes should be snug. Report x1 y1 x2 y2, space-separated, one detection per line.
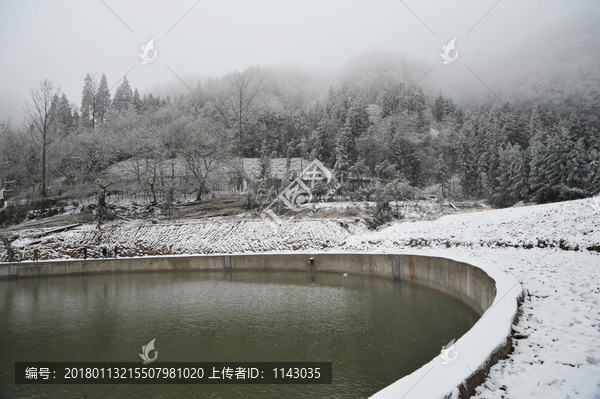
0 60 599 221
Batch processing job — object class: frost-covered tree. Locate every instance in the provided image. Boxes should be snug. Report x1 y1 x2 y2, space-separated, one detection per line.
23 79 60 210
112 76 133 114
435 153 449 197
96 74 111 124
80 73 97 128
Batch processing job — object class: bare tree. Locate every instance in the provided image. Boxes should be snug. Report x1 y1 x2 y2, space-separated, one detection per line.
128 129 163 207
131 156 162 206
22 79 60 211
182 118 227 201
223 69 261 188
68 129 117 217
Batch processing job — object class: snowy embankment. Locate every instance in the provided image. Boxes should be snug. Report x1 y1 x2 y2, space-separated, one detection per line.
12 219 368 260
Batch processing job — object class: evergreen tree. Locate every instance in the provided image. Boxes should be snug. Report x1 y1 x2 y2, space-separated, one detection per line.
96 74 111 124
56 93 74 134
350 105 370 139
529 103 543 141
502 111 528 149
494 144 513 206
565 138 588 189
530 130 567 202
380 84 400 118
392 135 422 187
508 145 527 203
457 134 477 197
112 76 133 114
349 158 369 187
81 73 97 128
587 148 600 193
433 94 445 122
325 86 336 117
414 88 428 134
132 88 142 113
334 121 352 182
435 153 449 197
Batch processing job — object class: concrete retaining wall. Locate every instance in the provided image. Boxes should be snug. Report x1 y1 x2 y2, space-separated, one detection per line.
0 253 495 316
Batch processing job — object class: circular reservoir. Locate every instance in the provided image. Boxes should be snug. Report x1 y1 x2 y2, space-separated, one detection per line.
0 270 480 398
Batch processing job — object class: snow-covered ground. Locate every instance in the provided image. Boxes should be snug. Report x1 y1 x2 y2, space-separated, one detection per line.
3 198 600 397
345 198 600 398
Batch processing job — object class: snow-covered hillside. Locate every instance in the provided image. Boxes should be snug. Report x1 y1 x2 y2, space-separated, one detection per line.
344 198 600 252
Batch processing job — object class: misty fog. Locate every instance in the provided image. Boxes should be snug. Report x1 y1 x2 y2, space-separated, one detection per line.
1 0 599 121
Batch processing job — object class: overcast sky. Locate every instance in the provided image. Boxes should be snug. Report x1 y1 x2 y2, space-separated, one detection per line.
1 0 599 122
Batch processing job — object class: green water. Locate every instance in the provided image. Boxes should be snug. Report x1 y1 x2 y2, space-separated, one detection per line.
0 270 479 398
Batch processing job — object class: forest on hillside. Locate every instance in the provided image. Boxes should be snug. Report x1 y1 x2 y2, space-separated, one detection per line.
0 58 599 226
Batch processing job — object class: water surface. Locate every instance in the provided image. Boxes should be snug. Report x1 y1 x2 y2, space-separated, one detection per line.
0 270 479 398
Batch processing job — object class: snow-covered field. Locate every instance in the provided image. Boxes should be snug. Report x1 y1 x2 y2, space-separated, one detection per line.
3 198 600 398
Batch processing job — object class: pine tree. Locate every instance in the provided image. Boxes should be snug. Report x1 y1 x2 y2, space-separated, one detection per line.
433 94 445 122
502 112 528 149
96 74 111 124
132 88 142 113
334 121 351 182
325 86 336 117
435 153 449 197
381 85 400 118
457 134 477 198
529 103 543 141
492 143 527 206
350 105 370 140
530 131 566 202
392 136 407 179
587 148 600 193
392 135 422 187
414 88 428 134
81 73 97 128
494 144 512 206
56 93 74 133
508 144 527 203
565 138 588 189
112 76 133 114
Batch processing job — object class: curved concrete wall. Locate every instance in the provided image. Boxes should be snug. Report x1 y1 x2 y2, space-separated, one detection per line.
0 253 495 316
0 253 519 398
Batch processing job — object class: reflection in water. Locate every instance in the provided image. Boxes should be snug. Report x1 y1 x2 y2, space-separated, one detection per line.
0 270 479 399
